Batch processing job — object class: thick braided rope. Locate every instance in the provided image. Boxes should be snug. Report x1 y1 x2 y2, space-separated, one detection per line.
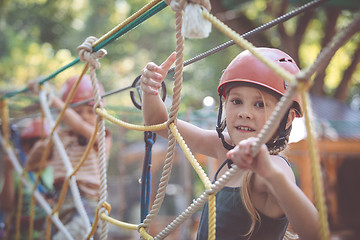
168 122 216 239
300 90 330 240
300 12 360 240
77 36 109 240
139 0 187 232
95 108 167 132
169 123 211 188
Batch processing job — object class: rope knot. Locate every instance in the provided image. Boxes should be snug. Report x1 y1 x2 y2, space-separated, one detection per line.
77 36 107 69
205 188 215 195
97 200 111 217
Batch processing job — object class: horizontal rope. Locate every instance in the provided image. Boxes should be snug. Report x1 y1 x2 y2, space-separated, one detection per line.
96 108 167 131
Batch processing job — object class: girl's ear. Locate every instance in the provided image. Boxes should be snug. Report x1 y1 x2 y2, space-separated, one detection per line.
286 109 296 129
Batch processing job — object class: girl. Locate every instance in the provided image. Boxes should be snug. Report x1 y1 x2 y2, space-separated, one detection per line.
140 48 319 240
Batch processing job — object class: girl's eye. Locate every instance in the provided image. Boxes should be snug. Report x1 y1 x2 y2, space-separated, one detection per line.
231 99 242 105
255 102 265 108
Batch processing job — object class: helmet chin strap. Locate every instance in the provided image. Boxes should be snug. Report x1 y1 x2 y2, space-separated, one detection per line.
216 89 234 150
266 109 291 149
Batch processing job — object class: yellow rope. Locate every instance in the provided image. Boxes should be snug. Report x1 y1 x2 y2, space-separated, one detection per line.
70 124 98 178
29 195 35 240
0 100 9 148
202 10 296 85
96 108 167 131
208 194 216 240
168 122 212 189
51 65 89 135
51 179 69 215
31 137 53 191
15 173 25 240
86 201 111 240
299 85 330 240
139 227 154 240
45 216 52 240
100 213 138 230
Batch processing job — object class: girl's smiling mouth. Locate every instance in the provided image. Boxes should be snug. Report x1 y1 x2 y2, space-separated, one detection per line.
235 126 255 132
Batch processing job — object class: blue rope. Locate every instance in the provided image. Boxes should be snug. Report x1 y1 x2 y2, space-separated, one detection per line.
140 131 156 222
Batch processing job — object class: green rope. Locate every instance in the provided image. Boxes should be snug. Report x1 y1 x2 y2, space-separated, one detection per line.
1 1 167 100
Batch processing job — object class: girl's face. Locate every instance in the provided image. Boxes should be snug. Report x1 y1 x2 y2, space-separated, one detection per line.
225 85 279 145
73 105 96 126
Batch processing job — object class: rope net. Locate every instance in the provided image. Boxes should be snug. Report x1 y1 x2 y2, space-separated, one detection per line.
1 0 359 239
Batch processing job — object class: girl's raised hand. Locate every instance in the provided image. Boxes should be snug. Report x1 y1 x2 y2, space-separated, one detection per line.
140 52 176 95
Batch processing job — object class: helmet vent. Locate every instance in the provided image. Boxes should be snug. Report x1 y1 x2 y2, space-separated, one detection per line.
278 58 293 63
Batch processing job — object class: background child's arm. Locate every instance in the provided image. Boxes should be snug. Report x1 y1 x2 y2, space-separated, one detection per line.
51 96 95 139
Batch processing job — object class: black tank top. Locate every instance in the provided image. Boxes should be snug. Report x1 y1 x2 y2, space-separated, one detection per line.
196 159 289 240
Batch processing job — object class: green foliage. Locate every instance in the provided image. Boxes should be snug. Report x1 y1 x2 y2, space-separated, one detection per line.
1 0 359 121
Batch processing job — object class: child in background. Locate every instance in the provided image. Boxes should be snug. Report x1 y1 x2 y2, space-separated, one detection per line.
140 48 319 240
27 75 112 239
0 118 53 240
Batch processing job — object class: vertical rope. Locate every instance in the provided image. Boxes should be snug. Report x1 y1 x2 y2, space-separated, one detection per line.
15 174 24 240
77 35 108 239
0 100 9 147
300 89 330 240
140 0 187 231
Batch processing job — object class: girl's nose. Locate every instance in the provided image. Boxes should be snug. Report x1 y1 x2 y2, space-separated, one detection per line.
238 107 252 119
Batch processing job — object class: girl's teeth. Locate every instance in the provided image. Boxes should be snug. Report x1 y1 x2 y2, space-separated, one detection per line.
237 127 252 131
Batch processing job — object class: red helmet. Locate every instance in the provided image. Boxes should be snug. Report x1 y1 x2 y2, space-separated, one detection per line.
217 48 302 117
21 118 50 139
61 75 105 105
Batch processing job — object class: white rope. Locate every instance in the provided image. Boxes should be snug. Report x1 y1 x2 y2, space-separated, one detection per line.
39 90 92 238
0 133 74 240
77 36 109 240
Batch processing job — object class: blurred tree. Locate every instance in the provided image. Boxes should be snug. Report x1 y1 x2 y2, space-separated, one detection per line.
209 0 360 105
0 0 359 113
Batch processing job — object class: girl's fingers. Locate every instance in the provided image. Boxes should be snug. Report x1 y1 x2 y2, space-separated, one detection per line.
141 52 176 95
160 52 176 74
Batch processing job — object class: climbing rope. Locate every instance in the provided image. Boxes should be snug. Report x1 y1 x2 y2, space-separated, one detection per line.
2 0 356 239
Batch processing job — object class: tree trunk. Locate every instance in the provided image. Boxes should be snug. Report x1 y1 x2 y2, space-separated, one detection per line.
334 43 360 102
310 7 340 96
210 0 271 47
